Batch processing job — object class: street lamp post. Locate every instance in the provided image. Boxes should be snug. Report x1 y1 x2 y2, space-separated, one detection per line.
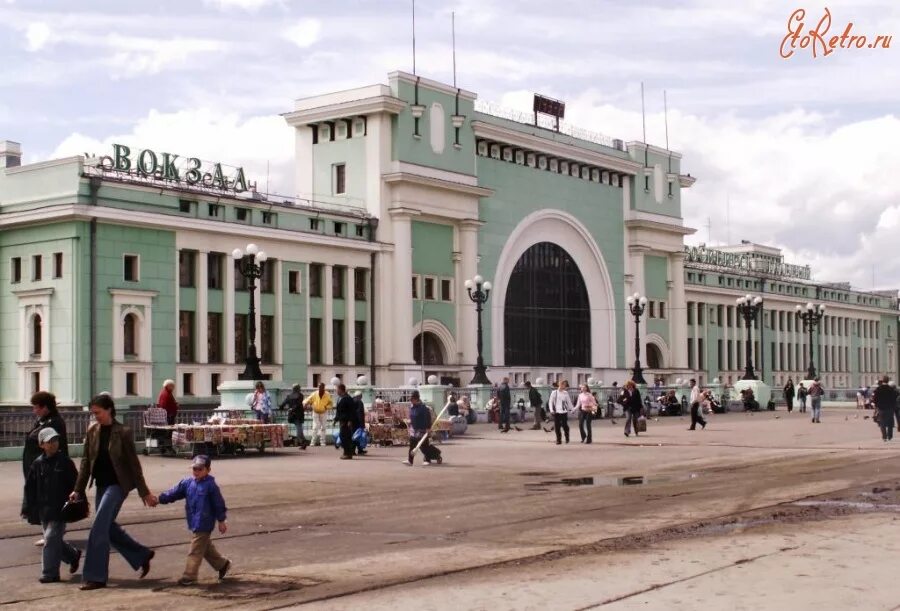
464 274 492 385
626 292 648 385
796 302 825 379
232 243 268 381
736 294 763 380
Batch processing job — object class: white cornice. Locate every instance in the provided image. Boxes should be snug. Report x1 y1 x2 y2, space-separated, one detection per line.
109 288 159 299
679 174 697 188
390 161 478 186
472 121 641 175
4 156 82 175
283 96 407 126
626 141 683 160
625 218 696 236
389 71 477 101
11 287 54 298
383 172 494 197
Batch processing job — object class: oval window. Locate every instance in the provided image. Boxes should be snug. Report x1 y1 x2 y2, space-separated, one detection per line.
653 163 664 204
429 103 445 154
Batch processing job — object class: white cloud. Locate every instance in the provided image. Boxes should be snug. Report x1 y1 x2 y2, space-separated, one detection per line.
202 0 276 10
104 35 226 78
283 19 322 49
25 22 51 52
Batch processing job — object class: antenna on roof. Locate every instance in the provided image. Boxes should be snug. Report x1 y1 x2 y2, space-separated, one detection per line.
726 192 732 245
412 0 417 75
641 82 649 191
664 90 672 174
452 11 457 88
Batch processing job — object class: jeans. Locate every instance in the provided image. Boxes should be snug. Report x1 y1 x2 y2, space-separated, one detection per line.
311 412 328 445
552 413 569 443
41 520 79 579
83 485 152 584
255 411 270 424
578 411 592 442
811 398 822 422
799 397 807 413
182 531 228 581
624 411 640 435
689 402 707 430
499 404 511 429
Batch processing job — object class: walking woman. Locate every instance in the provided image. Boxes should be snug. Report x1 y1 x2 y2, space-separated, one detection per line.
576 384 598 443
24 392 69 478
783 378 795 413
250 381 273 424
620 381 643 437
547 380 574 445
70 395 158 590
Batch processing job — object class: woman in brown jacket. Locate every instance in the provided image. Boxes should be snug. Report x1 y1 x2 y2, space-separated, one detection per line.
69 395 158 590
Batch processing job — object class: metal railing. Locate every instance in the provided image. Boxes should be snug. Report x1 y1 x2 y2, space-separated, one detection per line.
474 100 618 149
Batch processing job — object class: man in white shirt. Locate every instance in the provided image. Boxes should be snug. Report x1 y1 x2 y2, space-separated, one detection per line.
688 378 706 431
548 380 573 445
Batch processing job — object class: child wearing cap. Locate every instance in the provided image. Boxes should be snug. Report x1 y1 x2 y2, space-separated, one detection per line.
159 455 231 585
21 428 82 583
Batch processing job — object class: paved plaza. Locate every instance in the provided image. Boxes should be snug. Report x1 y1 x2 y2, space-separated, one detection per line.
3 407 900 610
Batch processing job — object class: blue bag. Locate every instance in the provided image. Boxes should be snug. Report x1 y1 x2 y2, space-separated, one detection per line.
352 427 368 450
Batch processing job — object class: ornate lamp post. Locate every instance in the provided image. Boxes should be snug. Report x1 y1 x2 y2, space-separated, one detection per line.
796 302 825 379
464 274 492 385
626 292 648 385
736 294 763 380
231 243 268 381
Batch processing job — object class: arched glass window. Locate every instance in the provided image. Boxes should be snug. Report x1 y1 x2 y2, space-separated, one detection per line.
504 242 590 367
123 313 137 357
646 343 662 369
31 314 42 357
413 332 445 365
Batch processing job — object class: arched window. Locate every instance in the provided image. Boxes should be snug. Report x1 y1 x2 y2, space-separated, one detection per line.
646 343 662 369
413 332 445 365
123 313 137 357
31 314 42 357
504 242 590 367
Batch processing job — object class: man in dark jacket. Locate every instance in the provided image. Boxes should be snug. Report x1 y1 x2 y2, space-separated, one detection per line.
873 376 898 441
352 391 367 455
403 391 436 466
526 381 543 429
498 377 512 432
280 384 308 450
333 384 358 460
23 392 69 478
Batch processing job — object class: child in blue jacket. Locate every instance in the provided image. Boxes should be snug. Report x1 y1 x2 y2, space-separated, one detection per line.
159 455 231 585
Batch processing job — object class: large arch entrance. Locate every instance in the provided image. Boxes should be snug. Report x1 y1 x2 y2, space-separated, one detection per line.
413 332 445 365
504 242 590 366
646 343 662 369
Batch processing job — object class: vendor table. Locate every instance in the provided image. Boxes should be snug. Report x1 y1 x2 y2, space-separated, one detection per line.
145 419 287 457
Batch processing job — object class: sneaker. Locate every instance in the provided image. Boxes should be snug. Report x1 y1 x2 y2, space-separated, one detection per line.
34 538 45 547
38 576 60 583
339 455 352 460
70 548 82 575
401 460 412 466
422 461 432 467
218 559 231 581
177 577 196 586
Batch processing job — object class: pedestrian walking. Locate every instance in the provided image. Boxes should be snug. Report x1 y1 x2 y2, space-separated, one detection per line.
403 391 441 466
303 383 333 446
576 384 597 443
547 380 573 445
157 380 179 425
620 381 643 437
498 377 512 432
249 381 273 424
797 383 808 413
607 382 620 419
24 391 69 547
352 391 367 455
70 394 157 590
873 376 897 441
21 427 81 583
808 378 825 423
688 379 706 431
159 455 231 585
525 381 544 429
333 384 358 460
280 384 308 450
783 378 795 413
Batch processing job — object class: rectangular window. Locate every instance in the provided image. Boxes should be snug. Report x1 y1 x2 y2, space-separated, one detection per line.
648 301 656 319
124 255 139 282
53 253 63 279
411 275 420 299
179 250 196 287
309 218 320 231
697 302 704 325
11 257 21 283
260 259 275 293
441 278 452 302
234 257 249 291
32 255 42 281
179 199 193 213
182 372 193 396
261 211 275 225
333 319 345 364
333 222 344 235
207 252 224 289
309 264 322 297
424 277 436 300
125 372 137 396
211 373 221 395
207 312 222 363
698 338 705 367
332 265 345 299
312 373 321 387
355 321 366 365
355 225 365 237
687 302 694 325
687 340 695 369
333 163 346 194
260 315 274 364
354 268 367 300
716 305 723 326
288 270 300 294
234 314 248 362
659 301 666 320
727 340 733 370
309 318 322 364
235 207 249 221
717 339 723 370
179 311 195 363
208 203 221 217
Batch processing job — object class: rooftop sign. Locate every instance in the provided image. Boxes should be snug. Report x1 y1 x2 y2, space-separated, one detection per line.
96 144 252 194
684 245 811 280
533 94 565 131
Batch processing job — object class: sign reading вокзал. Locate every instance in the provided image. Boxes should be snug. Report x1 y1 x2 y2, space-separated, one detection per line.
97 144 251 194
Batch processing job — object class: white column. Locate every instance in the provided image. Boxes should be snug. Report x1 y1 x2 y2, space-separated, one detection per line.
452 251 462 364
390 211 415 365
324 264 334 366
274 259 283 366
197 251 209 364
458 221 480 367
669 252 687 369
225 255 235 364
346 266 356 367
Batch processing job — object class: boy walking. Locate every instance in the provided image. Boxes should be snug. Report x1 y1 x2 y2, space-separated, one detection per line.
21 428 81 583
159 455 231 585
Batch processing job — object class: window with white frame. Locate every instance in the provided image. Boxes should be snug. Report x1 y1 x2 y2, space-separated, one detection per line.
123 254 139 282
424 276 436 301
333 163 346 195
440 278 452 302
411 275 420 299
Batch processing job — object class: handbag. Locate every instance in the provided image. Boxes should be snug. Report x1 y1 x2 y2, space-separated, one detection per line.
60 498 90 523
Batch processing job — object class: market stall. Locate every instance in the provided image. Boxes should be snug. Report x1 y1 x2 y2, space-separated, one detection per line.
144 415 287 457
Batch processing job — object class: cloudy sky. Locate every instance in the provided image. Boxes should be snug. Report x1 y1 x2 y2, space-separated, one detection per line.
2 0 900 290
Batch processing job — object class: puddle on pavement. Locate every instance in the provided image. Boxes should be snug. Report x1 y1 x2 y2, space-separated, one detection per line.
525 472 700 489
794 500 900 511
